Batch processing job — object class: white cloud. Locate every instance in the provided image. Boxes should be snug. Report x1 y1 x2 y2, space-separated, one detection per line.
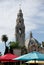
0 0 44 42
36 31 44 34
25 22 37 32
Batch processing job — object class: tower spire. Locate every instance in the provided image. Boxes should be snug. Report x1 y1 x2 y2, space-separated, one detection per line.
19 0 22 9
19 3 21 10
15 6 25 47
30 31 33 39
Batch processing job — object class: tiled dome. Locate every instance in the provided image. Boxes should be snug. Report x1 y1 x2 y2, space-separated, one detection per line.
25 32 41 49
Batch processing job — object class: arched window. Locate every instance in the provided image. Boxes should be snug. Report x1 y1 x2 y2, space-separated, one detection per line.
19 28 22 35
19 21 21 24
19 21 21 23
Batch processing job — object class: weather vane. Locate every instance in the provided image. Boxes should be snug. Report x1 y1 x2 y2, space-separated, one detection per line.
19 3 21 9
19 0 22 9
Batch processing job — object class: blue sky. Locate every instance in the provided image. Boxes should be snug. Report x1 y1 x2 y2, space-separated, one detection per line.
0 0 44 55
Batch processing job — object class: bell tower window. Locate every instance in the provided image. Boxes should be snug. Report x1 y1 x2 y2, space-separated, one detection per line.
19 28 22 34
19 21 21 23
19 21 21 24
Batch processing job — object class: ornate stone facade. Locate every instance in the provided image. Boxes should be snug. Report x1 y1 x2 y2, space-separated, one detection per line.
15 9 25 47
25 32 40 52
25 32 44 54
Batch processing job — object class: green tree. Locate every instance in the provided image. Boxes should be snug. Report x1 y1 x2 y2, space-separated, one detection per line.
1 35 8 48
9 41 20 49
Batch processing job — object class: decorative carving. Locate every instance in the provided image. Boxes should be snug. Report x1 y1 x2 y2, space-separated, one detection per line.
15 9 25 47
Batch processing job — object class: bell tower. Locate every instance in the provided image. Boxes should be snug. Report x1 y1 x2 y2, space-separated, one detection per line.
15 9 25 47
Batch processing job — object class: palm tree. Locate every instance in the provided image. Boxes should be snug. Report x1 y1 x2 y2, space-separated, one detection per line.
1 35 8 48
